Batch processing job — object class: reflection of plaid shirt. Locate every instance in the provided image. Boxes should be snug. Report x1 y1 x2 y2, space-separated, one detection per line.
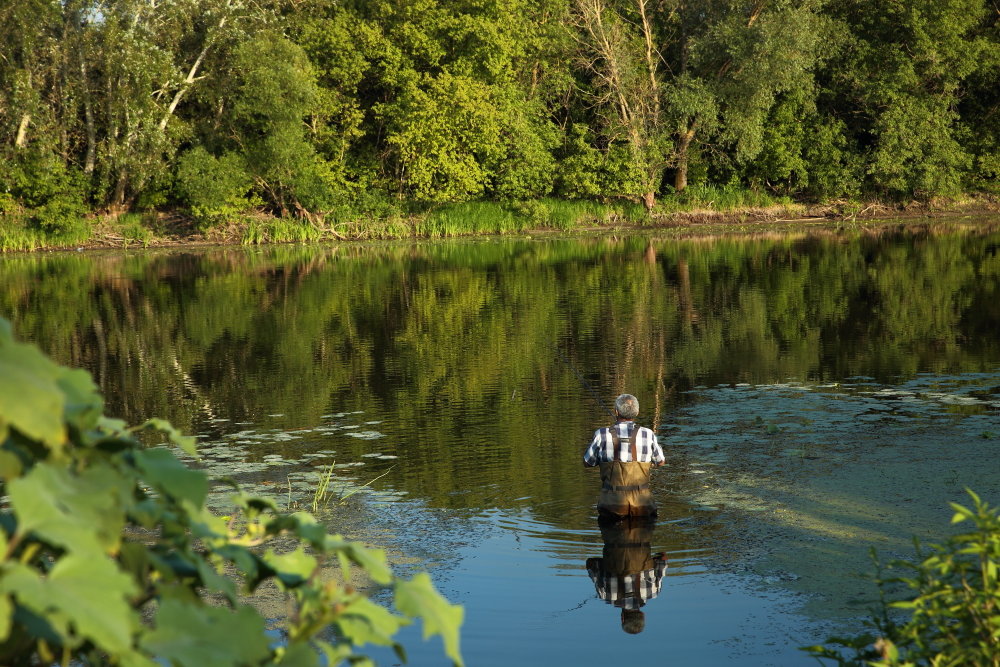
587 558 668 610
583 422 665 466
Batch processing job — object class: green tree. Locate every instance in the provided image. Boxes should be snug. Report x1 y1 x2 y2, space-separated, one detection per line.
300 0 566 204
820 0 993 198
226 33 339 217
568 0 829 203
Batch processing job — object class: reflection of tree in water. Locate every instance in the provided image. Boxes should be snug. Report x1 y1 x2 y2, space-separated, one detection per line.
586 517 668 634
2 227 999 520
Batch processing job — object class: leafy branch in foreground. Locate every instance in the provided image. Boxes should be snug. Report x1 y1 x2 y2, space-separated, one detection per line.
803 489 999 667
0 317 463 666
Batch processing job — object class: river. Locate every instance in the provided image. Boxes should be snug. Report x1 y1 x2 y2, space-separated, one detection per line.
3 218 999 665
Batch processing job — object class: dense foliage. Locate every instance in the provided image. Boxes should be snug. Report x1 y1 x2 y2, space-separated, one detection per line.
0 0 997 232
0 317 464 666
804 490 1000 666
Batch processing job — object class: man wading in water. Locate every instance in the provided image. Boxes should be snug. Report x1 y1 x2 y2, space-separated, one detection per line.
583 394 665 519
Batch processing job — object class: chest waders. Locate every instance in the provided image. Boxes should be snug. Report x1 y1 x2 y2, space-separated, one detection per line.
601 518 655 609
597 423 657 518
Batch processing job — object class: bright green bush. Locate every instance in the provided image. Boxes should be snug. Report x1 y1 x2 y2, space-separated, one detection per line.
0 318 463 666
803 490 999 666
174 147 256 229
1 149 89 237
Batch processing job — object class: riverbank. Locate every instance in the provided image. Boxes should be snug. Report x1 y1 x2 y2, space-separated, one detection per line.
2 193 997 253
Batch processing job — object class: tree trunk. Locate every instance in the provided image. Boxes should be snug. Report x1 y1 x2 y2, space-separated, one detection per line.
674 124 696 192
674 160 688 192
158 15 226 133
642 191 656 210
15 114 30 148
81 60 96 174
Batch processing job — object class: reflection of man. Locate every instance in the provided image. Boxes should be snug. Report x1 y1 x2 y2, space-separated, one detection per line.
586 517 668 634
583 394 665 519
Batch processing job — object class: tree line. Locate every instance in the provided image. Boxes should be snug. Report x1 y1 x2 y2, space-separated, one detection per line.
1 0 997 233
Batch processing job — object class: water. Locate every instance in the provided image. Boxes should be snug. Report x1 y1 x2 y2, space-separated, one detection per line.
3 220 1000 665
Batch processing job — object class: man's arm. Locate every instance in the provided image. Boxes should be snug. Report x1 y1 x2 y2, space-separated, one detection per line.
650 430 666 467
583 430 602 467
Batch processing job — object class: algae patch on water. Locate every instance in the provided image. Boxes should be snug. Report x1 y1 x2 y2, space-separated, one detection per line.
662 372 1000 619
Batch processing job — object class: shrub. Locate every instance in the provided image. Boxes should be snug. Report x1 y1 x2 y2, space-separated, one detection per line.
174 147 256 229
803 489 999 666
0 149 89 237
0 318 463 666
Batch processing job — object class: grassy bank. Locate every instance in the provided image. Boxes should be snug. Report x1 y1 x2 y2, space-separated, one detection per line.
2 189 997 252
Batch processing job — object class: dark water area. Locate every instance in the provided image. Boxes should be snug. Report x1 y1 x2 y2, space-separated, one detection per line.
3 220 1000 665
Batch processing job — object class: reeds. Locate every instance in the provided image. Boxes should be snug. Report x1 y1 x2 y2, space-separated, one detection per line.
307 462 397 514
660 185 794 213
242 218 326 245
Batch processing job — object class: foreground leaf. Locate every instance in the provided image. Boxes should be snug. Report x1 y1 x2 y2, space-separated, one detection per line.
394 573 464 666
142 599 271 666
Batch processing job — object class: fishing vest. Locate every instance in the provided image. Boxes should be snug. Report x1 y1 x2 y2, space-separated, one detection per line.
597 422 657 518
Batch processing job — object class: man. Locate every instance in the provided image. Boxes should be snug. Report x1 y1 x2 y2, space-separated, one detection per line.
583 394 665 519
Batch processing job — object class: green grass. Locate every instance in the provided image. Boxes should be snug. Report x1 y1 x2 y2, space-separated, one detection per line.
416 198 651 237
659 184 794 213
114 213 154 248
242 218 326 245
311 463 336 514
0 212 91 252
0 219 47 252
418 202 527 237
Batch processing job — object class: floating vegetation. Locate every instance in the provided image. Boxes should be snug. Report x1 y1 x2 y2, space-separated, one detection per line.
669 372 1000 481
346 430 385 439
169 414 401 514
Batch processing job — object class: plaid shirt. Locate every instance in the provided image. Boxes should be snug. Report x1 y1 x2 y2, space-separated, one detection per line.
583 421 665 466
587 557 669 610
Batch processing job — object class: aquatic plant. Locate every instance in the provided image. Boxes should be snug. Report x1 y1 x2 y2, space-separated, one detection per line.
0 318 464 666
803 489 1000 666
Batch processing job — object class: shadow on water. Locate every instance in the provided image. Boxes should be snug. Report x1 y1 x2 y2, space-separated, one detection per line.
3 220 1000 664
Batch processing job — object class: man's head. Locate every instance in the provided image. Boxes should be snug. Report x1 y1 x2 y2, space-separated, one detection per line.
621 608 645 634
614 394 639 419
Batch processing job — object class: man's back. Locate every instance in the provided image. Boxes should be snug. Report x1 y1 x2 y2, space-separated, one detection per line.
584 419 665 518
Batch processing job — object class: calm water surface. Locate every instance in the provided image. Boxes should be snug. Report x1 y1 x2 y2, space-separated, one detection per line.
3 220 1000 665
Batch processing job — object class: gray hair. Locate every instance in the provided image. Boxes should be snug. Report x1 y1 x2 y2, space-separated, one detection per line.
621 609 645 634
614 394 639 419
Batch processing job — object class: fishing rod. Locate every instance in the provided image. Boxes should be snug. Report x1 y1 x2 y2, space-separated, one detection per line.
552 343 616 419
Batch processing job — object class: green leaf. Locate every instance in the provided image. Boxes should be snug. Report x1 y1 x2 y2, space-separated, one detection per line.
8 461 127 555
263 547 317 589
142 599 271 666
0 449 23 480
0 338 66 451
274 641 320 666
315 640 355 666
134 448 208 508
195 558 238 604
394 573 464 666
4 555 138 654
336 596 406 648
0 593 12 641
45 554 139 653
136 418 198 458
56 367 103 436
322 536 392 585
